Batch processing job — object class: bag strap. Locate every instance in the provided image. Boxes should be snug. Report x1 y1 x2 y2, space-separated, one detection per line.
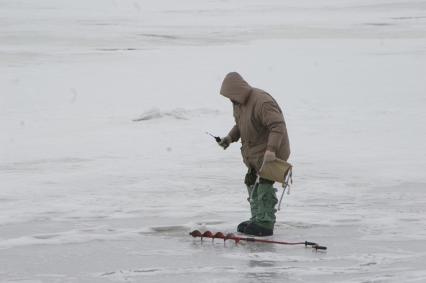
277 167 293 211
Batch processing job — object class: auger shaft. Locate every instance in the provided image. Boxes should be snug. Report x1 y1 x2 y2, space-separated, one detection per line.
189 230 327 250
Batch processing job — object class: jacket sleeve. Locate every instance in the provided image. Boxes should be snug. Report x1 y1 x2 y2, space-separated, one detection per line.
260 102 286 152
227 124 240 142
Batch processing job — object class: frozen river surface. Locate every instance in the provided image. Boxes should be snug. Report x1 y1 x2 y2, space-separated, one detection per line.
1 0 426 282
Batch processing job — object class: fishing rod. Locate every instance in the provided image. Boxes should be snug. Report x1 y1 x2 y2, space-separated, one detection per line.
189 230 327 250
206 132 222 143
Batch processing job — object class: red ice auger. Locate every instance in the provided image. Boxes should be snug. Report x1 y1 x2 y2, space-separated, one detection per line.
189 230 327 250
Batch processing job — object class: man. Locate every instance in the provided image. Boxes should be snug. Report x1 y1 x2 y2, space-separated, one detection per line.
218 72 290 236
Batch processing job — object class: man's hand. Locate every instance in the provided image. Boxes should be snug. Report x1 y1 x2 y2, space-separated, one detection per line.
218 135 232 150
260 150 276 171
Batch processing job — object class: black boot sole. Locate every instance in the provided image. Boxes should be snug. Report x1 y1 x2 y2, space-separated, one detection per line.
243 223 273 236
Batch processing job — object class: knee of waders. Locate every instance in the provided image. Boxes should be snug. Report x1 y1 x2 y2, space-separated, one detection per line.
244 168 257 186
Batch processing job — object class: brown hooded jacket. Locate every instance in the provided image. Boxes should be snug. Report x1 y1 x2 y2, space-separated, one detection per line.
220 72 290 172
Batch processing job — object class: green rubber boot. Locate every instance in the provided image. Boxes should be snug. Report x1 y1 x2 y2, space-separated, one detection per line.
237 168 258 233
247 183 258 221
237 184 258 233
253 178 278 230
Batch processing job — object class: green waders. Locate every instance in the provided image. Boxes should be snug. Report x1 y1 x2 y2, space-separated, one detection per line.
245 167 278 231
246 184 257 222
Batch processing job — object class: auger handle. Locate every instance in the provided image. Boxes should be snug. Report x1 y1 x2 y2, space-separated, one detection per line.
314 245 327 250
305 241 327 250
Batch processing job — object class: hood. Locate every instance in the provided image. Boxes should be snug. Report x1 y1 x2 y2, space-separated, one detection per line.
220 72 252 104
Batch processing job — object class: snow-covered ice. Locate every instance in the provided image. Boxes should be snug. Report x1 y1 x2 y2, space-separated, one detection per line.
1 0 426 282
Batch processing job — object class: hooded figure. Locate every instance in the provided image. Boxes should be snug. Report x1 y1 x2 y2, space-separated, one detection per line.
218 72 290 236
